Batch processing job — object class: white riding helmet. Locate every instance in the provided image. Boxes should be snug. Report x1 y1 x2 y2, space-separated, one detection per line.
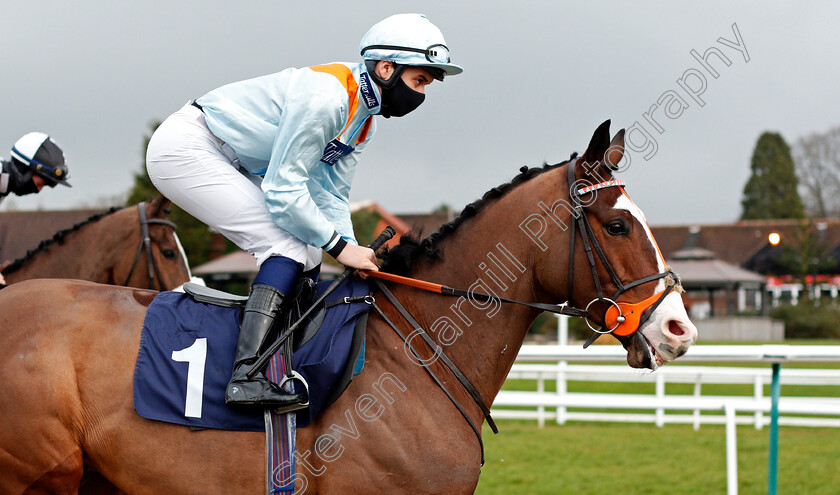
360 13 463 80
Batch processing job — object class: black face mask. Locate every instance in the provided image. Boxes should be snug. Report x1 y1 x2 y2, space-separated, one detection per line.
2 159 39 196
379 75 425 118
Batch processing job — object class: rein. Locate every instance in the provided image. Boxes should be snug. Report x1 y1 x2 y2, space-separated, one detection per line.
364 270 588 318
122 202 177 290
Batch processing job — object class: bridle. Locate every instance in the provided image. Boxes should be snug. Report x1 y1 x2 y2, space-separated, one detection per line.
369 157 681 342
563 157 681 347
122 202 178 290
364 156 683 464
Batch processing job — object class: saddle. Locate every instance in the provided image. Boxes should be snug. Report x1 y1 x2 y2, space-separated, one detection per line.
183 278 327 351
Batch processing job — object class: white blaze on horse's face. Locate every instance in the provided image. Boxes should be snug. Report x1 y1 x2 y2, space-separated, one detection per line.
612 193 698 367
173 232 193 279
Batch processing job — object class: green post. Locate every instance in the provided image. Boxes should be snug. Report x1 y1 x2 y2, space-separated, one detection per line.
768 362 781 495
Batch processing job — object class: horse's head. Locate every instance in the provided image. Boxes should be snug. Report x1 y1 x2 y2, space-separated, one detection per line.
532 120 697 369
119 196 192 291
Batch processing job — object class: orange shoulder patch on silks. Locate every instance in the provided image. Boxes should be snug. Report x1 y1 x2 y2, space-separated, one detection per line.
309 64 358 96
309 64 361 140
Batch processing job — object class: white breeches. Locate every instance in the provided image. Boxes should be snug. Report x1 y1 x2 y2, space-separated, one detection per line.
146 103 322 270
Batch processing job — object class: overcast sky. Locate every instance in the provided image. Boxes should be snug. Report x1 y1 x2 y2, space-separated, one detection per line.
2 1 838 226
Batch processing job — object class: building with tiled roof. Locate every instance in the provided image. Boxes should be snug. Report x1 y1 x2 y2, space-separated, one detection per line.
652 219 840 274
653 219 840 309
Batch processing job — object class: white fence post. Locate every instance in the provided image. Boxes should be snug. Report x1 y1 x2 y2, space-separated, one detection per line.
556 316 569 426
557 315 568 346
754 375 763 429
693 376 702 431
537 374 545 428
655 372 665 427
725 403 739 495
556 361 567 425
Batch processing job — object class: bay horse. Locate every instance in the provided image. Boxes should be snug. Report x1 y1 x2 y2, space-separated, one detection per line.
0 121 697 494
1 195 191 291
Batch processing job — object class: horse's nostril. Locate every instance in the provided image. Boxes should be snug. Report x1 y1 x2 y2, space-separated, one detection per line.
668 320 685 336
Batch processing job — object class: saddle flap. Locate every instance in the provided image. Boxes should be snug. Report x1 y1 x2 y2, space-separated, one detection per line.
293 304 327 351
183 282 249 308
284 277 322 350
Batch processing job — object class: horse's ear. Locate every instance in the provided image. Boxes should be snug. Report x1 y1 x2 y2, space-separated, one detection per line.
147 195 172 218
605 129 626 171
581 121 627 179
581 119 612 167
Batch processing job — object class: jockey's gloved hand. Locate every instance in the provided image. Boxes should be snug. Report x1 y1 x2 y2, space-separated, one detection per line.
336 244 378 273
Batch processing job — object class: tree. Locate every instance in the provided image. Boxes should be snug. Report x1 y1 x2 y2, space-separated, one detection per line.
793 126 840 218
350 206 383 247
126 122 232 268
740 132 805 220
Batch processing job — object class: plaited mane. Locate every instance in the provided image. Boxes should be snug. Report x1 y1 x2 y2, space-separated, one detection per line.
1 207 121 275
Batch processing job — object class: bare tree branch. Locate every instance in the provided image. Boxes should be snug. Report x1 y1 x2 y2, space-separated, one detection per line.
794 126 840 218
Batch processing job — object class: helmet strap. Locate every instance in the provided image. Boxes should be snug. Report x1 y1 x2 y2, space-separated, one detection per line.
365 60 408 90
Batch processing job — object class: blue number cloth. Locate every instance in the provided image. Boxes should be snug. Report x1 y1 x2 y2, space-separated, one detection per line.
133 278 371 431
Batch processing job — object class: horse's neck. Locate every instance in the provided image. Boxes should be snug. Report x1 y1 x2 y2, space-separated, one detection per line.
6 214 133 284
392 208 545 405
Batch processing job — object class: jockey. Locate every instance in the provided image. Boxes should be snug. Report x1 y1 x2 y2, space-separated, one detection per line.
146 13 463 411
1 132 71 205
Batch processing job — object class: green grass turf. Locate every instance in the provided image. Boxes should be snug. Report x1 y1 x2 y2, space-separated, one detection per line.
475 421 840 495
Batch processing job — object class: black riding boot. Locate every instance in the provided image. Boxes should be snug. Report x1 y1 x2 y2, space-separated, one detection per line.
225 284 307 411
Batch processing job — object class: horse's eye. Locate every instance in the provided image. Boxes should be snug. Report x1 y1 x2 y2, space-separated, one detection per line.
606 221 628 236
162 249 177 260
